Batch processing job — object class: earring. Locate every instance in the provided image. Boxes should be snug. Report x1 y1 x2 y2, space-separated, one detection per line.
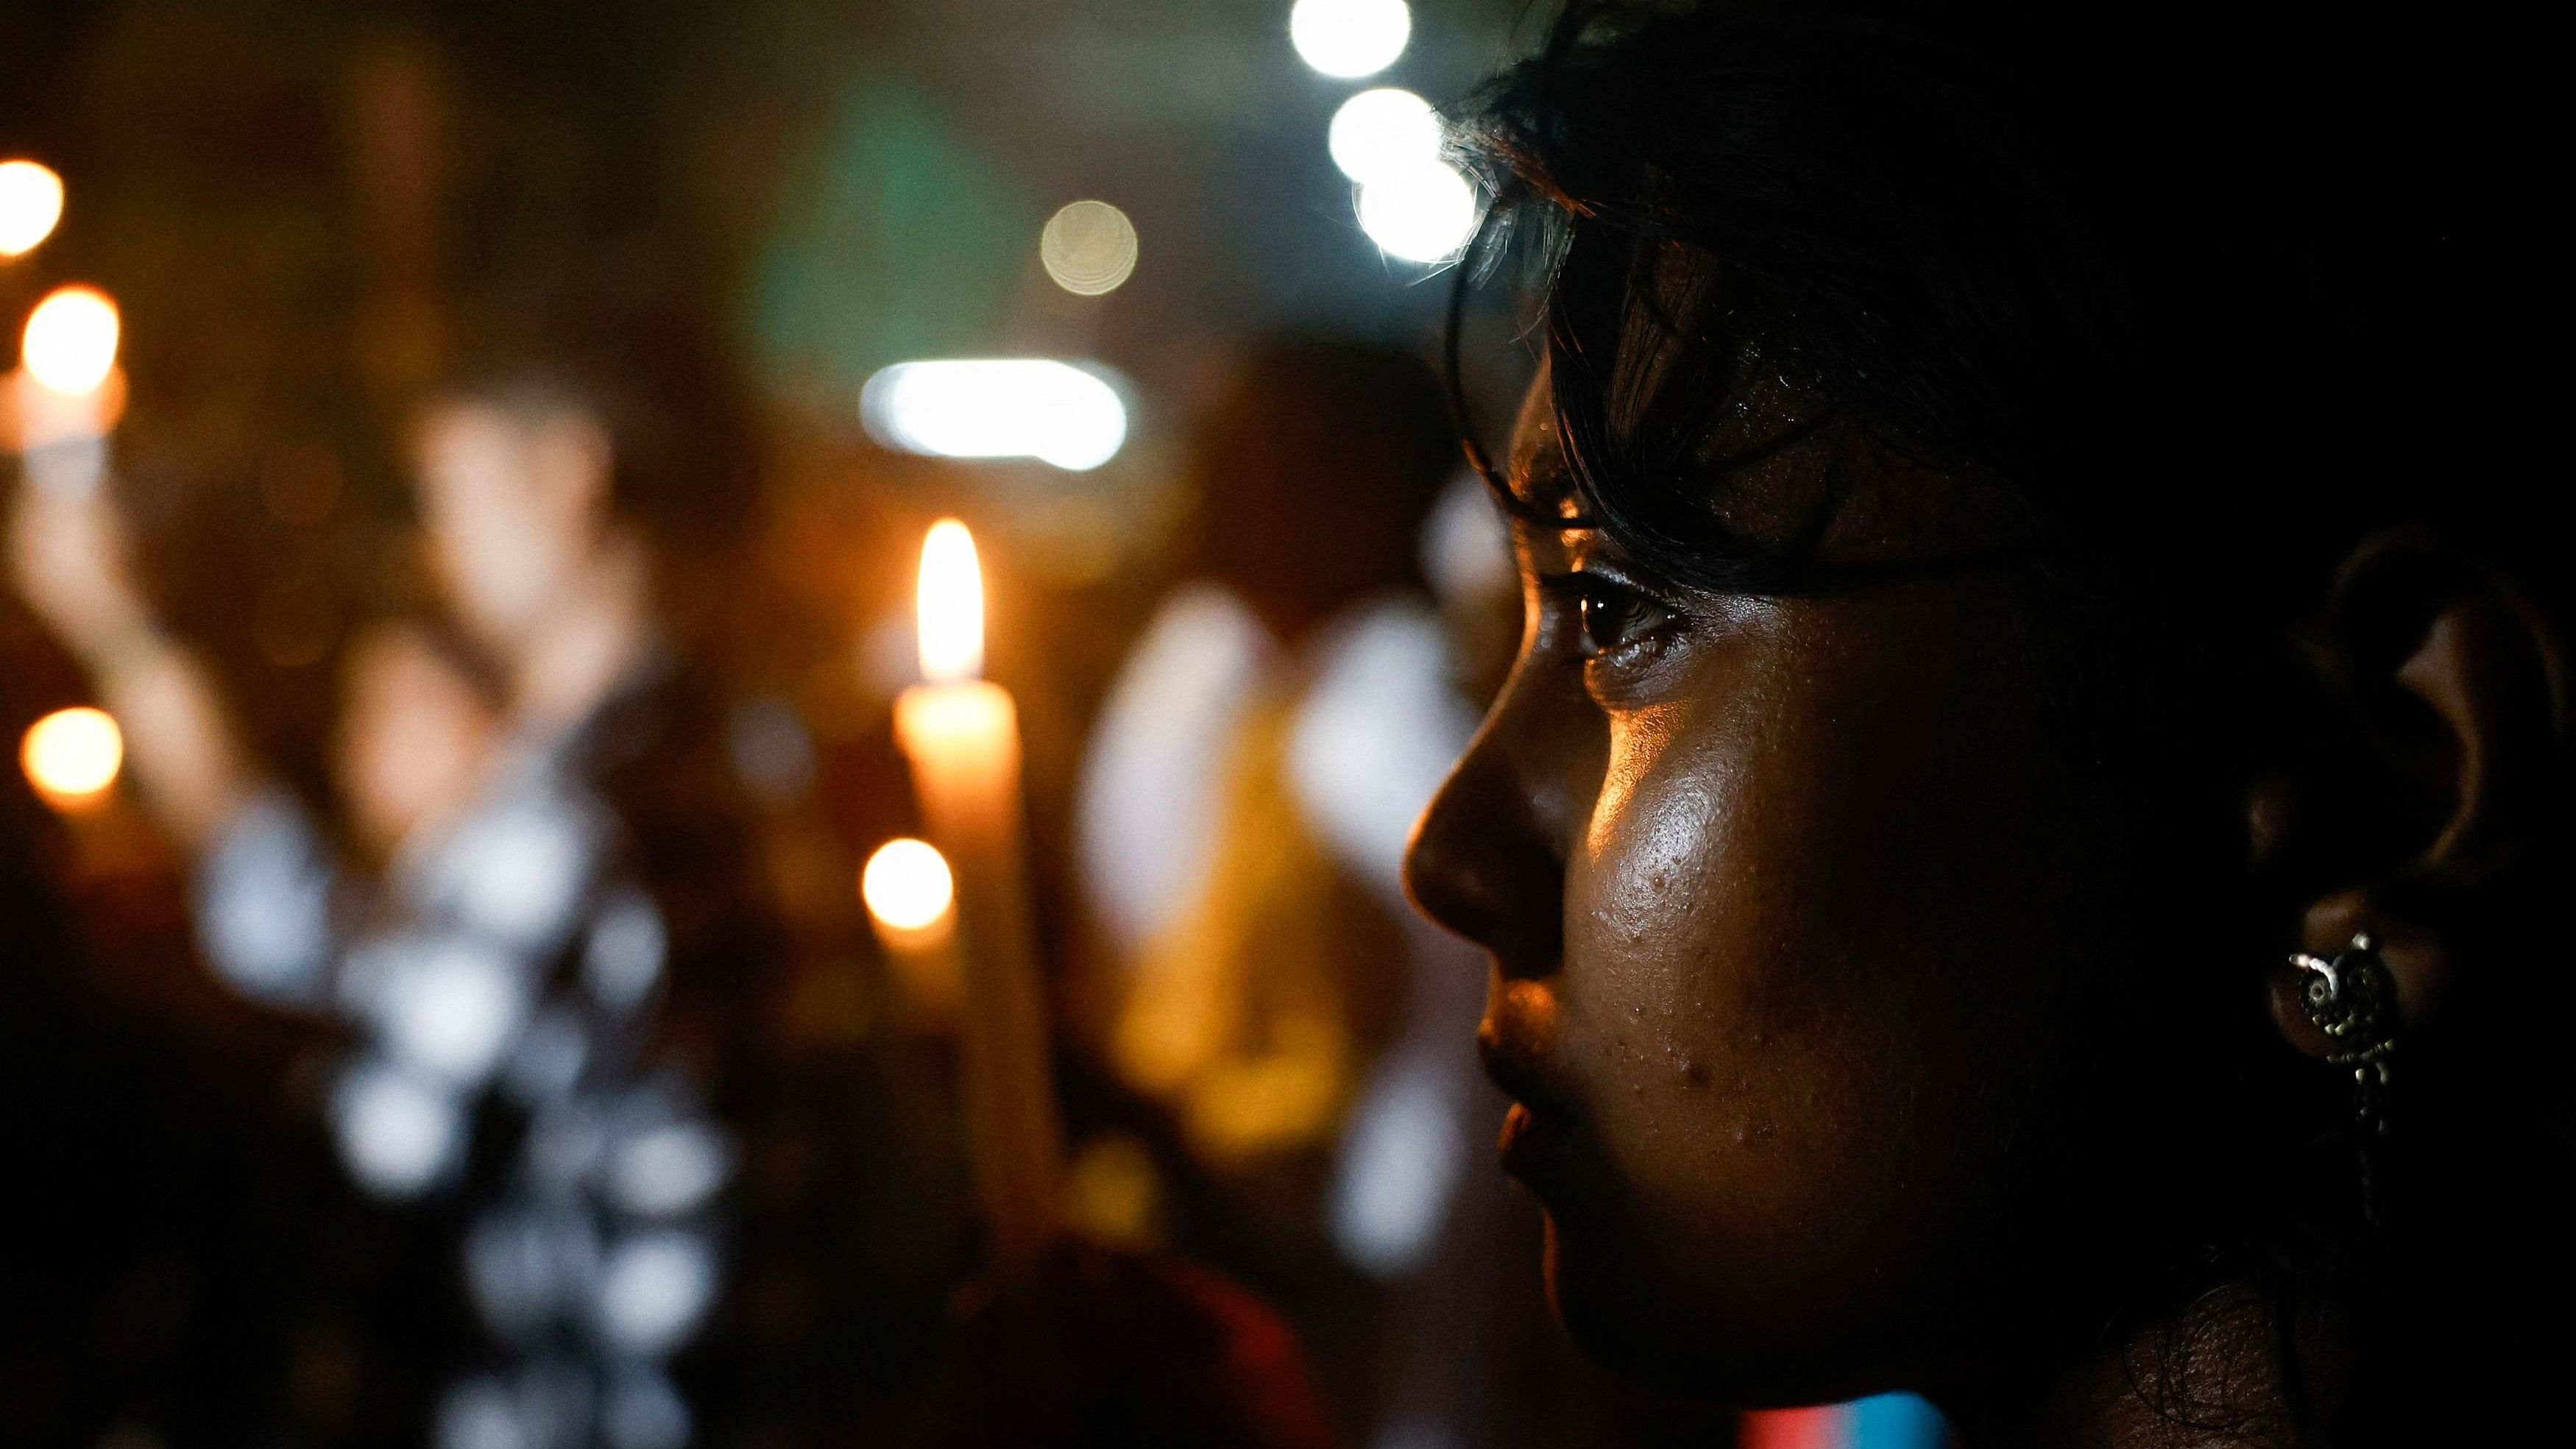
2287 930 2399 1223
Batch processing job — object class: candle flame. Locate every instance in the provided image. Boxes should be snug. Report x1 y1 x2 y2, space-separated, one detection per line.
916 519 985 684
863 837 955 931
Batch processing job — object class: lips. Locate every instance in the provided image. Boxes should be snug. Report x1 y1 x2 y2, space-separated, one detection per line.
1479 974 1563 1081
1479 976 1574 1175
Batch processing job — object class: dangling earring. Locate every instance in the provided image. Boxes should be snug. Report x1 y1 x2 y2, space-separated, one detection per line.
2287 931 2399 1224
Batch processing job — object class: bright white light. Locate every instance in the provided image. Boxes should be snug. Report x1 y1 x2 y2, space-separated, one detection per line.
1329 88 1441 183
863 359 1128 472
21 286 119 395
595 1230 718 1356
863 837 955 931
1040 200 1139 296
379 940 526 1084
21 706 122 802
445 802 591 946
914 520 986 683
1291 0 1411 79
332 1063 461 1198
0 160 66 257
1358 160 1479 263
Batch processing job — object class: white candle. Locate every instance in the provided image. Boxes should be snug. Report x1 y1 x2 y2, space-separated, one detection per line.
893 520 1062 1272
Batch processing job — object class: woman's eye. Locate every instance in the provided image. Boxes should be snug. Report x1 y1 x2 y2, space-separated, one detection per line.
1576 583 1673 660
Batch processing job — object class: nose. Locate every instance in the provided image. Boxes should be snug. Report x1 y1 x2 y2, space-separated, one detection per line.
1403 679 1580 974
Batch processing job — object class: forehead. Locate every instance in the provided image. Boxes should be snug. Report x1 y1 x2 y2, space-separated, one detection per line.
1507 367 1575 514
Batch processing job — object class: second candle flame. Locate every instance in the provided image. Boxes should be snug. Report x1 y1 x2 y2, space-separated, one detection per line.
916 519 986 684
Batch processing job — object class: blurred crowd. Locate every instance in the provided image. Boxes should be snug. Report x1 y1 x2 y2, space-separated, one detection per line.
0 5 1942 1448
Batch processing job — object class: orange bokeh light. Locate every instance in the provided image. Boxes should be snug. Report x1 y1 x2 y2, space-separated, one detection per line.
21 706 124 805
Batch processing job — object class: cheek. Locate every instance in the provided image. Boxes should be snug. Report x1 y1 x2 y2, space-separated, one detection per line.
1551 611 2087 1336
1565 699 1877 1250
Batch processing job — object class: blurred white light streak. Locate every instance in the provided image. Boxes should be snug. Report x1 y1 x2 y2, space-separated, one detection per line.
862 359 1128 472
1328 88 1440 183
1040 200 1139 296
1291 0 1411 78
1357 161 1478 263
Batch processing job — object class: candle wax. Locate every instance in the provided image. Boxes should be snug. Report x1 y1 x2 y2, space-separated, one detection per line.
894 678 1063 1272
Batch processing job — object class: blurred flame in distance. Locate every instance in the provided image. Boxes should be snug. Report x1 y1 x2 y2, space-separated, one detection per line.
0 160 66 257
23 286 121 395
22 706 124 804
863 837 956 932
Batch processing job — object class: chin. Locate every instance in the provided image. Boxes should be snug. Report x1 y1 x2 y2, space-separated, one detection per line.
1538 1209 1886 1411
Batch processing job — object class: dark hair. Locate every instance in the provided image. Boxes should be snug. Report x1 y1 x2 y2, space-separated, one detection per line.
1445 0 2569 1428
1447 1 2544 605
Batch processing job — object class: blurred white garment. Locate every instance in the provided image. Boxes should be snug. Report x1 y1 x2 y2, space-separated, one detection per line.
194 791 338 1007
1076 584 1271 952
1329 1052 1468 1277
188 676 735 1434
369 934 534 1085
1077 582 1490 1280
1285 602 1480 905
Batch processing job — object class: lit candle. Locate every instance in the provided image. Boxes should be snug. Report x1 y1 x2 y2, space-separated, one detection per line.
894 520 1062 1272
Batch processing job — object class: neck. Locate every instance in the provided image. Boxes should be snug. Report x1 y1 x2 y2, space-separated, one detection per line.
1940 1280 2333 1449
508 528 651 734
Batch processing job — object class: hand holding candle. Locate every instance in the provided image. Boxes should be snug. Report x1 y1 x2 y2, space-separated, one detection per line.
894 520 1064 1273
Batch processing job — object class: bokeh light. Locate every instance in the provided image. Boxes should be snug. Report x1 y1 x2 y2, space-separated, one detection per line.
0 160 66 257
1328 88 1441 183
1040 199 1139 296
915 520 986 684
863 837 955 932
332 1062 462 1199
1290 0 1411 79
595 1230 719 1356
21 706 124 803
1357 160 1478 263
21 285 121 395
861 358 1129 471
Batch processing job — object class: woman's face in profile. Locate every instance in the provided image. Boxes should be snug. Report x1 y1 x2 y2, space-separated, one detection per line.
1406 375 2141 1403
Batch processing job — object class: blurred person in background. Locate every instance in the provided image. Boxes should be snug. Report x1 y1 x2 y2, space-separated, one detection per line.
9 305 955 1448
